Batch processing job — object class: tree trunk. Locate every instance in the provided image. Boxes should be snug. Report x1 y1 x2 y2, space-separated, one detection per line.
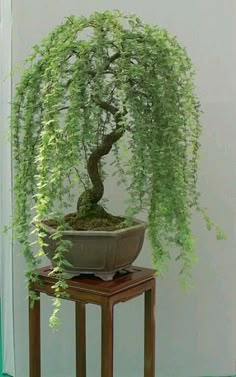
77 101 125 216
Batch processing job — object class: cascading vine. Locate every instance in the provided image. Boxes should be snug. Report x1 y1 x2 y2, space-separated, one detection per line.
11 11 224 326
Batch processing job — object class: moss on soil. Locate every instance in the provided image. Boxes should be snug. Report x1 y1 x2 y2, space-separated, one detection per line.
44 212 134 231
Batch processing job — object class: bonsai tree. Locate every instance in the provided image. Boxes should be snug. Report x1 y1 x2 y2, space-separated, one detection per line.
11 11 224 326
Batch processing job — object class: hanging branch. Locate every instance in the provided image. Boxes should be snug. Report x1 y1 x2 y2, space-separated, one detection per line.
11 11 224 327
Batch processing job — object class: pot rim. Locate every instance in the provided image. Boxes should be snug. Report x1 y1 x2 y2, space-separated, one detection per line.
36 217 147 238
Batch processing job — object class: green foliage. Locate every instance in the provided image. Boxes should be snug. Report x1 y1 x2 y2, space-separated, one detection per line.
11 11 223 326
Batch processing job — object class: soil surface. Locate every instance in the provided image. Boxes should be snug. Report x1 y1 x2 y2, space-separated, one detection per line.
43 212 135 231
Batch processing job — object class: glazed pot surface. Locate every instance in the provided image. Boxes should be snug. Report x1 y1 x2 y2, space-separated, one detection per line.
41 219 146 281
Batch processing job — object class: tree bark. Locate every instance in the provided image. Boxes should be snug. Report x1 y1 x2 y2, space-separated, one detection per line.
77 102 125 213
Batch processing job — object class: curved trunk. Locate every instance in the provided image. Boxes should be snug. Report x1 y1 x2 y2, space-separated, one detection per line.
77 101 125 214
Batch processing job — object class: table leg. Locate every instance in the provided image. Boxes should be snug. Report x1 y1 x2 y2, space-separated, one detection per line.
75 302 86 377
101 299 114 377
144 279 156 377
29 293 41 377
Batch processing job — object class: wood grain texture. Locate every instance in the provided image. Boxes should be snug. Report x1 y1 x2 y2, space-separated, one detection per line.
29 266 156 377
29 294 41 377
101 299 114 377
32 266 155 297
76 302 86 377
144 279 156 377
110 279 154 305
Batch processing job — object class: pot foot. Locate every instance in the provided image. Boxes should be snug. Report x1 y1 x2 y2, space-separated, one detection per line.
94 272 116 281
123 266 135 273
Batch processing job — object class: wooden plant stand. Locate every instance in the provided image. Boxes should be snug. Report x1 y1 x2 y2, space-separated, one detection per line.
29 266 156 377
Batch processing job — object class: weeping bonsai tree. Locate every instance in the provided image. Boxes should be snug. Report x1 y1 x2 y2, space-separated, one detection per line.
11 11 224 326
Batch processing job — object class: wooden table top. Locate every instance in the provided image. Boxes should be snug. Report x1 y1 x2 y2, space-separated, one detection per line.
34 266 156 296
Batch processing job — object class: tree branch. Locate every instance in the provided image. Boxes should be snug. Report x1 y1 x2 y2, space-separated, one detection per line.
77 101 126 211
109 51 121 63
95 100 118 115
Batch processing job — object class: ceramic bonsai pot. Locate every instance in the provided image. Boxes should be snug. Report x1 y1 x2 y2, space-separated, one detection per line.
40 219 146 281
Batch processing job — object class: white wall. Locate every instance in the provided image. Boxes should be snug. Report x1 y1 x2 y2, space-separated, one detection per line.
12 1 236 377
0 0 15 375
